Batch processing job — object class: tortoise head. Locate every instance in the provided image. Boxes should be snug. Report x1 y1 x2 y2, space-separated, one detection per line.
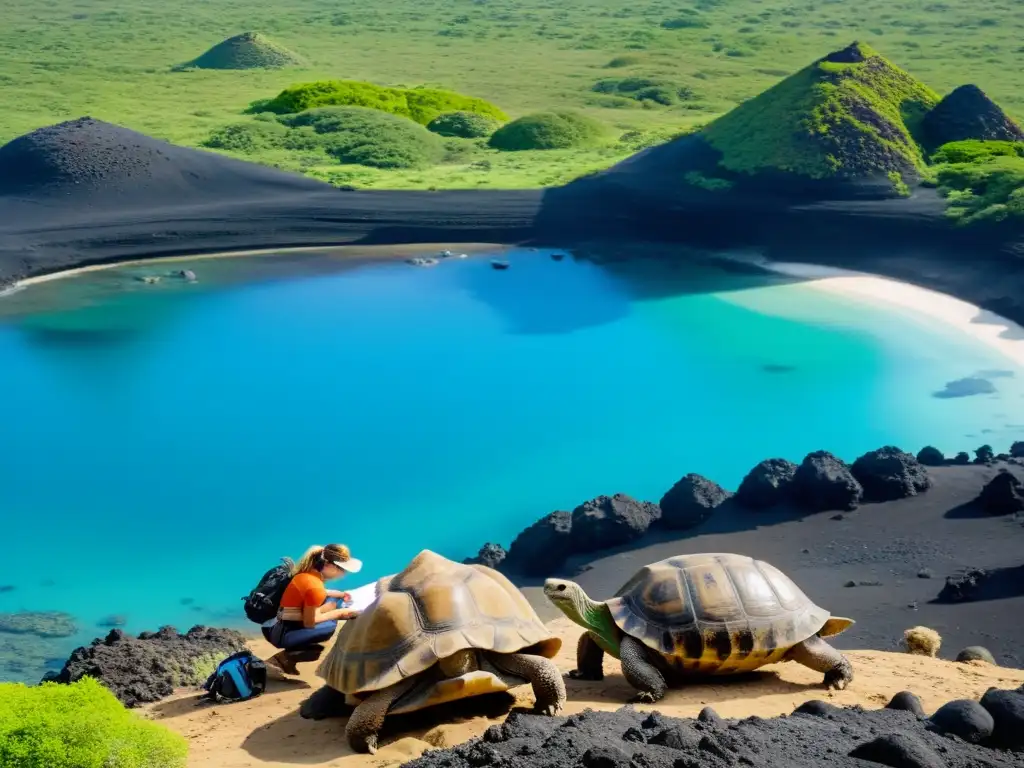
544 579 599 628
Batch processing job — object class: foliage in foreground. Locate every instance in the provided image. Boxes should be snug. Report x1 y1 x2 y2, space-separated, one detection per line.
934 153 1024 225
250 80 508 126
930 139 1024 165
0 678 187 768
488 111 609 151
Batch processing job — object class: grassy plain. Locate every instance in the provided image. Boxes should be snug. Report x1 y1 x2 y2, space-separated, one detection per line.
1 0 1022 189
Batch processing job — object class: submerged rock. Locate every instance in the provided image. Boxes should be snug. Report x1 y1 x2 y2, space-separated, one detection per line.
851 446 931 502
0 611 77 638
658 473 731 529
977 469 1024 515
568 493 660 553
792 450 863 512
932 377 996 399
43 625 247 708
504 511 572 576
735 458 798 509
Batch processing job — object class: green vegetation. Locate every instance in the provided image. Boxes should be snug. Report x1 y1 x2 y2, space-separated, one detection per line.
0 678 187 768
931 139 1024 164
489 111 609 151
702 42 941 184
934 154 1024 224
427 111 502 138
661 11 709 30
205 107 445 168
252 80 508 125
592 77 696 106
605 54 646 69
176 32 303 71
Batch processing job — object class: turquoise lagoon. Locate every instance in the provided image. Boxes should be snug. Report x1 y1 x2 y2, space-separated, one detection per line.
0 247 1022 682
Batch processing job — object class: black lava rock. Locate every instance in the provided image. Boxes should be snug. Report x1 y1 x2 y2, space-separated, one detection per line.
977 470 1024 515
504 511 572 576
44 625 246 708
793 699 841 717
916 446 945 467
955 646 996 664
851 446 932 502
649 725 700 750
734 458 798 509
792 450 863 512
980 687 1024 748
928 699 994 743
952 452 971 466
658 473 731 530
463 543 507 570
936 568 990 603
696 707 723 727
849 732 946 768
568 494 661 553
886 691 925 717
581 747 630 768
922 84 1024 149
1011 441 1024 459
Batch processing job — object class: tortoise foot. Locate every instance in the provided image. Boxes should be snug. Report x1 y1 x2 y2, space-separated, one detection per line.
824 667 852 690
629 690 662 704
568 669 603 681
534 701 563 716
348 733 378 755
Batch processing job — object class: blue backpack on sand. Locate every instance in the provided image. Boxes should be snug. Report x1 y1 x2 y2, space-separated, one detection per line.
201 650 267 703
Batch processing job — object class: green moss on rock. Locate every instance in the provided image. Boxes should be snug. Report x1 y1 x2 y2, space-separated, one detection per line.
176 32 303 71
701 41 941 180
488 111 609 151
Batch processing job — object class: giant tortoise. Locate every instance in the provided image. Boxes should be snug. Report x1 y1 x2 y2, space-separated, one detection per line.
544 552 854 702
308 549 565 753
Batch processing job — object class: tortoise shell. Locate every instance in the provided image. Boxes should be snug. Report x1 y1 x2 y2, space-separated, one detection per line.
317 549 561 694
606 553 833 674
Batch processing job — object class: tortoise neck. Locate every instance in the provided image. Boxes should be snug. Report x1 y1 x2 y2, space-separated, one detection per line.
567 590 613 637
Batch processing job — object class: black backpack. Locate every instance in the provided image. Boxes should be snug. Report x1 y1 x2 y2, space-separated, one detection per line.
242 557 294 624
201 650 267 703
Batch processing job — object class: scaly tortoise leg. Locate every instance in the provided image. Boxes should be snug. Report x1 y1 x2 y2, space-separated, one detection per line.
489 652 567 716
785 634 853 690
344 677 417 754
569 632 605 681
619 634 668 703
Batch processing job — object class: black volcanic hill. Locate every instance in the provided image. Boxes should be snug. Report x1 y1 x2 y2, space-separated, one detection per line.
0 117 332 207
922 84 1024 150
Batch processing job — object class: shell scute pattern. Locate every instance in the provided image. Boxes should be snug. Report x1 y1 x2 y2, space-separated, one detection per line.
606 553 830 674
317 550 560 695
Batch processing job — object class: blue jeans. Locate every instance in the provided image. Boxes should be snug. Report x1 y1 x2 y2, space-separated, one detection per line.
262 619 338 651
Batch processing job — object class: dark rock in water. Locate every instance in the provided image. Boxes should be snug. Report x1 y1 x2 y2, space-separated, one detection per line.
792 450 863 512
1011 441 1024 459
977 470 1024 515
922 84 1024 149
916 446 945 467
44 624 247 708
851 445 932 502
937 567 990 603
0 585 14 593
849 732 946 768
97 615 127 628
504 511 573 576
568 494 661 554
886 691 925 717
0 611 77 638
980 687 1024 748
932 378 996 399
953 451 971 465
463 543 507 570
929 699 994 743
975 444 996 464
658 473 731 530
761 363 796 373
956 646 996 665
735 458 798 509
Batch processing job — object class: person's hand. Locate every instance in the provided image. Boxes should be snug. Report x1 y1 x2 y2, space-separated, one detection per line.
340 592 352 603
340 609 361 621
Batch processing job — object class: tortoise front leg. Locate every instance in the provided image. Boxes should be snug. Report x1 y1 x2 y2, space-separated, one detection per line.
489 652 567 715
785 635 853 690
345 677 417 754
569 632 605 681
619 634 668 703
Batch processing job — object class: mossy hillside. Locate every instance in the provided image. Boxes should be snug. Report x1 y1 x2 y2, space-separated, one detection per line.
701 41 941 182
489 111 609 151
253 81 508 126
0 678 187 768
176 32 303 71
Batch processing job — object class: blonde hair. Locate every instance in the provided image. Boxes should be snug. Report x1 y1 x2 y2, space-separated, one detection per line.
292 543 351 576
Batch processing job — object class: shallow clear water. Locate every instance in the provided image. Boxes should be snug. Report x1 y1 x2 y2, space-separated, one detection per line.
1 247 1022 683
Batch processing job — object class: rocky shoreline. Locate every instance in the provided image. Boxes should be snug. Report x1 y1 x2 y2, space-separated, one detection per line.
465 442 1024 579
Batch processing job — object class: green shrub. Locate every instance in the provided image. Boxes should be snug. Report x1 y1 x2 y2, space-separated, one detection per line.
931 139 1024 164
252 80 508 125
488 111 609 151
283 106 444 168
201 121 290 153
427 111 502 138
605 54 645 68
935 155 1024 224
592 77 696 106
0 678 187 768
661 11 709 29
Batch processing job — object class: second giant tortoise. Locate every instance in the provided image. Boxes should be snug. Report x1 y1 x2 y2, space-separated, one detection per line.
544 552 854 702
306 549 565 753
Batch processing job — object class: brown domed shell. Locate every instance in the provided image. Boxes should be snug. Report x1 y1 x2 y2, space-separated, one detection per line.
317 550 561 694
606 553 831 673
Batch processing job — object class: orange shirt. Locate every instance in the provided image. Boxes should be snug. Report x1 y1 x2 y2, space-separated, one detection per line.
279 572 327 610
